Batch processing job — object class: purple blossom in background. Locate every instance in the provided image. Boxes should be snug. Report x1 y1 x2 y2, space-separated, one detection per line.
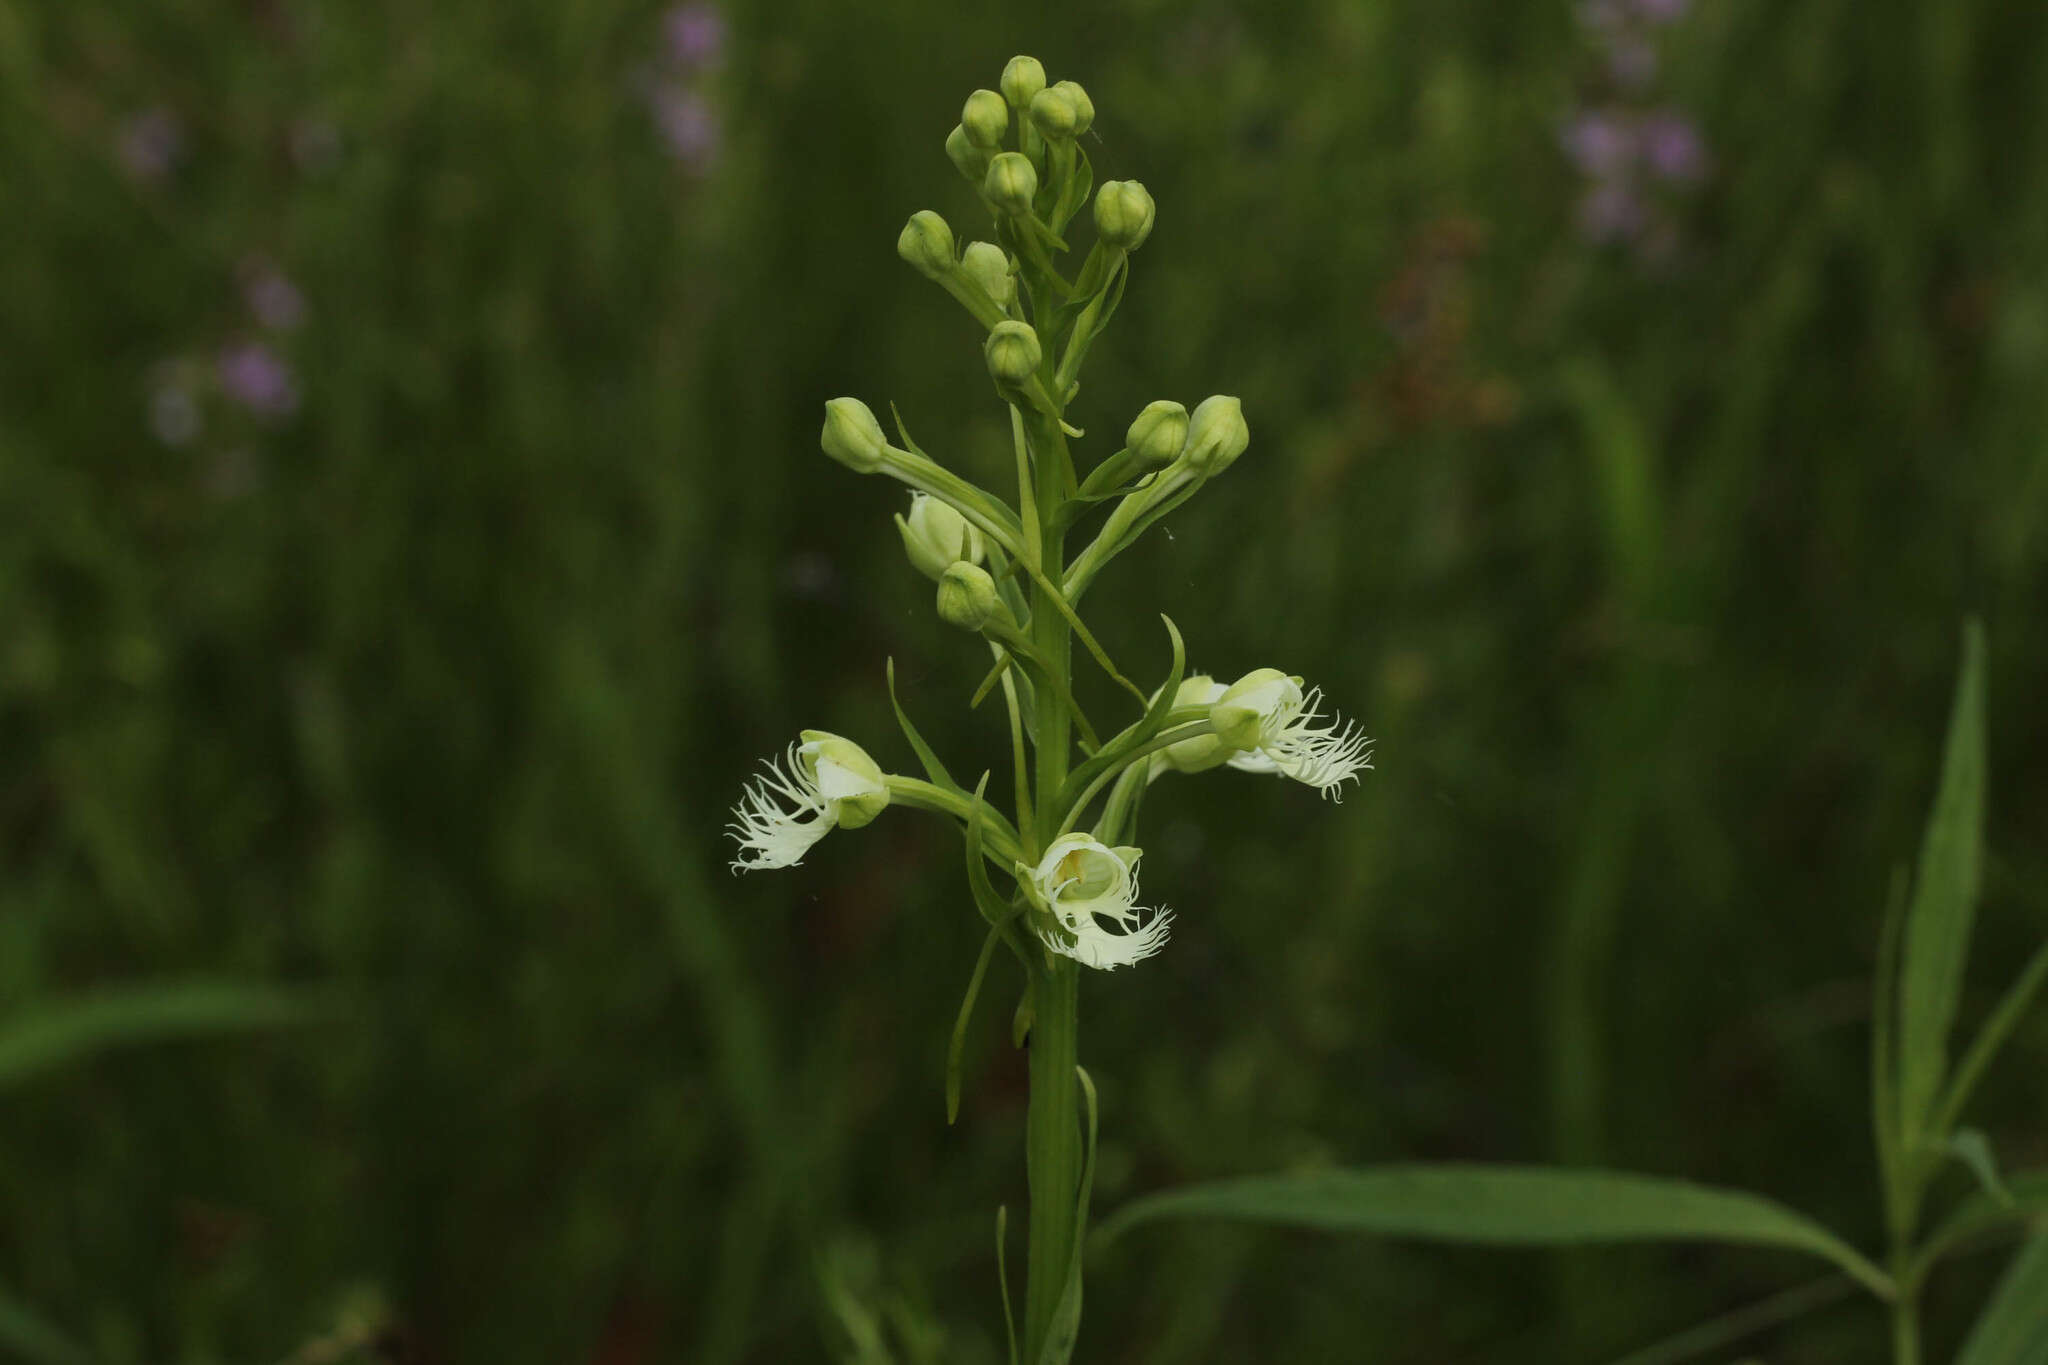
116 108 184 183
1562 112 1635 178
217 343 300 419
664 2 726 70
651 87 721 171
1641 112 1706 181
241 259 307 331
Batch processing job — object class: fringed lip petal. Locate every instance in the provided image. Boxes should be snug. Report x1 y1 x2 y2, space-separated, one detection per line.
1028 834 1172 970
727 743 837 872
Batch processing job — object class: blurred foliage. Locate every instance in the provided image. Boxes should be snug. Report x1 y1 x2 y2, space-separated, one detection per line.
1 0 2045 1362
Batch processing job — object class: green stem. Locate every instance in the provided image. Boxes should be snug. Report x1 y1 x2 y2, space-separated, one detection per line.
1021 959 1080 1362
1890 1289 1921 1365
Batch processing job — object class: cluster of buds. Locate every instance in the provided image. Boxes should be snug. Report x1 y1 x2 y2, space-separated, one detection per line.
732 56 1370 982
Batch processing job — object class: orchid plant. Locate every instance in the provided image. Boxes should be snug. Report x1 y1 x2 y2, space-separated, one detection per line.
729 55 1368 1362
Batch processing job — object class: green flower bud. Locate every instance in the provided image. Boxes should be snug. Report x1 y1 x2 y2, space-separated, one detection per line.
1149 675 1231 776
983 152 1038 215
797 730 891 829
1094 180 1156 251
1180 395 1249 476
946 124 992 183
894 492 986 582
1209 668 1301 753
1001 55 1047 110
962 89 1009 149
897 210 957 281
820 397 889 473
1028 86 1080 141
983 320 1042 388
1052 80 1094 134
1126 400 1189 469
961 241 1014 310
935 561 1004 632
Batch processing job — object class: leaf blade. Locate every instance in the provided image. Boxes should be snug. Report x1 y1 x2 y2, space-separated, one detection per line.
1093 1165 1892 1297
1955 1233 2048 1365
1897 619 1989 1145
0 980 322 1093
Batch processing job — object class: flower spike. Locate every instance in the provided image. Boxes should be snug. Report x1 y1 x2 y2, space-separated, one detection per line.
1026 834 1172 970
1210 668 1374 800
728 732 889 872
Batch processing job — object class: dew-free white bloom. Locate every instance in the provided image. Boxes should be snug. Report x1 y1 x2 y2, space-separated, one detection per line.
1209 667 1373 799
728 731 889 872
1027 834 1172 969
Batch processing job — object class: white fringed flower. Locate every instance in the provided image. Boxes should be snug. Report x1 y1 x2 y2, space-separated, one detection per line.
1027 834 1172 970
728 731 889 873
1209 668 1373 800
1147 673 1229 780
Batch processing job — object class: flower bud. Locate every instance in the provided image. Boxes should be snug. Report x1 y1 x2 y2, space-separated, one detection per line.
983 320 1042 388
1001 55 1046 110
1179 395 1249 476
1125 400 1188 470
798 730 890 829
1028 86 1080 141
962 89 1009 149
961 241 1014 310
935 561 1004 632
1051 80 1095 134
946 124 992 183
820 397 889 473
1094 180 1156 251
896 210 957 281
983 152 1038 215
1209 668 1301 753
1150 675 1230 776
894 493 986 582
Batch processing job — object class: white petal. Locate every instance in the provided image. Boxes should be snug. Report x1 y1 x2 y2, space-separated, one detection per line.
1263 687 1374 800
1050 907 1173 970
727 745 837 871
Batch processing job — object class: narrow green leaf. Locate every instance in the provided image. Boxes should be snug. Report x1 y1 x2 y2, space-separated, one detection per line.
1955 1233 2048 1365
962 775 1014 930
1949 1129 2015 1208
947 925 1006 1125
886 657 960 791
996 1206 1017 1365
0 981 321 1093
1935 933 2048 1140
1055 615 1185 816
1036 1066 1099 1365
0 1285 93 1365
1914 1169 2048 1274
1093 1165 1893 1298
1898 619 1988 1145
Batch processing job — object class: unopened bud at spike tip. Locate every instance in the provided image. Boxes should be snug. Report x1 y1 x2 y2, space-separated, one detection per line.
897 210 957 281
1029 86 1080 142
961 241 1014 310
1001 56 1046 110
983 320 1042 389
820 397 889 473
1179 395 1249 477
1051 80 1094 135
961 89 1008 149
896 493 987 582
946 125 992 183
1126 400 1189 469
983 152 1038 215
936 561 1004 632
1094 180 1156 251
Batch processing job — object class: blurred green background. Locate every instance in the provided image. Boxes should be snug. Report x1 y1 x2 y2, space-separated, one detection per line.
3 0 2045 1361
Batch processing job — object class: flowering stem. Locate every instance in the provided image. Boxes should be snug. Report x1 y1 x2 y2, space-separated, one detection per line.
1022 957 1081 1361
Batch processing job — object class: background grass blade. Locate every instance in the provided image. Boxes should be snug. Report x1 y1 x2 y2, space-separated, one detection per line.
1897 619 1988 1144
1093 1165 1892 1296
0 981 321 1094
1955 1233 2048 1365
0 1284 94 1365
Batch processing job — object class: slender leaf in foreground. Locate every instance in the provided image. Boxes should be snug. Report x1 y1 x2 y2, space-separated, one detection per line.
1094 1165 1894 1297
1955 1233 2048 1365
